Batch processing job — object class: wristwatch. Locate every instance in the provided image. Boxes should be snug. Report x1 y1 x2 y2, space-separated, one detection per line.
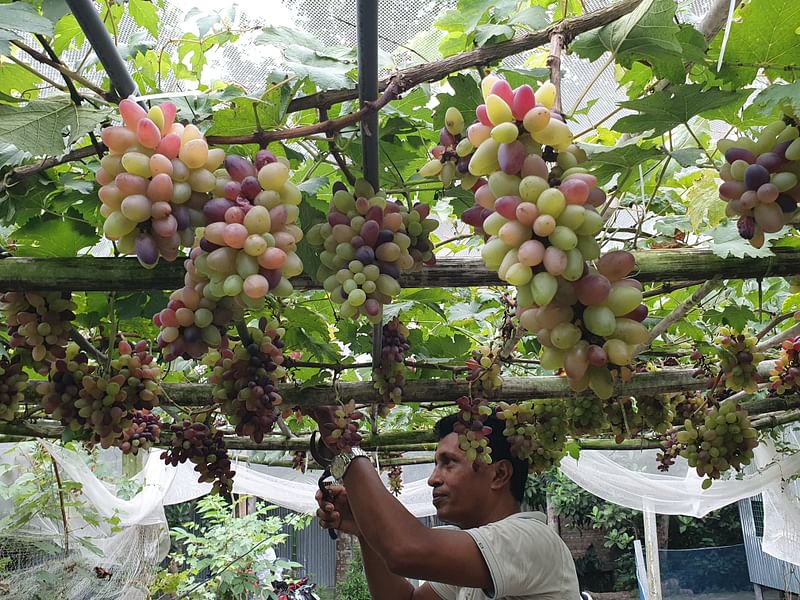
330 446 371 482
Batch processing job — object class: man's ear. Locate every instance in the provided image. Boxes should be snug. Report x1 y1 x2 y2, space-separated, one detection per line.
489 458 514 491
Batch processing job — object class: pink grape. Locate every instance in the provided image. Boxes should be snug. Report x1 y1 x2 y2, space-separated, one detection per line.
521 154 548 179
560 178 590 205
543 246 567 276
240 176 261 200
596 251 635 281
243 274 269 298
151 201 172 220
203 198 235 223
101 126 136 153
498 141 527 174
224 181 241 201
495 195 521 220
518 239 545 266
135 234 160 269
255 149 277 170
152 215 178 237
159 102 177 132
725 147 756 164
461 205 486 228
587 345 608 367
147 173 173 203
511 84 535 120
490 79 514 106
224 154 257 182
587 187 606 208
137 118 161 149
475 184 495 209
719 181 746 200
156 134 181 159
119 98 147 129
515 202 539 226
476 104 493 127
222 223 248 248
224 206 245 224
116 173 148 196
575 273 611 306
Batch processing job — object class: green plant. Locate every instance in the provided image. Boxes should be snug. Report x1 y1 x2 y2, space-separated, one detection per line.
336 545 371 600
150 494 307 600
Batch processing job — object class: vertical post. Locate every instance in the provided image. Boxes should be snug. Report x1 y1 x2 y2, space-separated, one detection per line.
356 0 384 368
65 0 139 100
643 508 663 600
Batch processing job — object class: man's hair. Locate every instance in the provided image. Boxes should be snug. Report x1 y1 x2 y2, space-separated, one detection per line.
434 412 528 502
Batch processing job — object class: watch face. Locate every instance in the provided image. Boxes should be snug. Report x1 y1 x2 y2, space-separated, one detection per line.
330 455 347 480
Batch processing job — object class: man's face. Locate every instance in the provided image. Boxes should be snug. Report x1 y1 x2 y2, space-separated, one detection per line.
427 432 493 528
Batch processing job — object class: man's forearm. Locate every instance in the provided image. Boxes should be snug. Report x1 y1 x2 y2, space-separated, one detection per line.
359 535 415 600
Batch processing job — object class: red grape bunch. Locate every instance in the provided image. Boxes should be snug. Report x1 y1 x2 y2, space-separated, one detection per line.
307 179 437 323
0 355 28 422
714 327 764 393
769 336 800 394
98 99 213 267
206 318 286 443
319 400 365 453
387 465 403 496
1 291 75 372
671 392 707 428
36 342 95 437
677 400 759 488
117 410 161 455
161 420 235 494
372 317 410 415
716 120 800 248
112 339 162 411
497 400 567 473
195 151 304 310
292 450 307 473
519 250 649 399
154 243 241 361
453 395 493 465
418 107 477 189
465 346 503 397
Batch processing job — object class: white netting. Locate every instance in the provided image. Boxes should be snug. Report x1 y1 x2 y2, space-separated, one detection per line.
1 426 798 599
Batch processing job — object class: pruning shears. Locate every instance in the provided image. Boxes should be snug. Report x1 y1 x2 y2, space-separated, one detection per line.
310 431 338 540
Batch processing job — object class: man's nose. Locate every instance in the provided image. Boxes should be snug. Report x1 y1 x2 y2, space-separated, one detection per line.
427 466 442 487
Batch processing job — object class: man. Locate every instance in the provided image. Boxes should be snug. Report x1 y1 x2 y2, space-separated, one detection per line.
314 410 580 599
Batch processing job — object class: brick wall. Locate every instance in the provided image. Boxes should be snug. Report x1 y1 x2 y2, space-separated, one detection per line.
557 516 615 568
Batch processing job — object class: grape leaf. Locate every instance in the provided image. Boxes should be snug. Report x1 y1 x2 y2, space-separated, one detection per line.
569 0 685 81
509 7 548 30
11 217 96 258
0 97 110 156
685 169 726 233
583 142 665 185
707 221 783 259
433 73 482 132
613 85 751 136
750 83 800 120
127 0 159 38
0 3 53 55
473 24 514 47
710 0 800 86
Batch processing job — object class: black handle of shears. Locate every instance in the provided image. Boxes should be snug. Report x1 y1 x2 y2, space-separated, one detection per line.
310 432 338 540
319 472 338 540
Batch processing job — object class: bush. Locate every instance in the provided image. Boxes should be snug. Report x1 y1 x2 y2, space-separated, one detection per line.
336 545 370 600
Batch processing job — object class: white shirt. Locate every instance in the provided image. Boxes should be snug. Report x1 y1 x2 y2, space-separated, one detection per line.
429 512 580 600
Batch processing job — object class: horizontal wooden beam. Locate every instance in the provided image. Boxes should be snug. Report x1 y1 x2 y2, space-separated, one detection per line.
2 248 800 292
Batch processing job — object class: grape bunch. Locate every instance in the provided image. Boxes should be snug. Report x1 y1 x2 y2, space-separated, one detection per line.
307 180 437 323
112 339 162 410
292 450 307 473
769 336 800 394
98 99 214 267
387 465 403 496
518 251 649 399
671 392 707 427
117 410 161 455
637 395 676 434
319 400 365 453
154 244 241 361
717 120 800 248
465 346 503 397
76 371 134 448
656 431 681 472
372 317 410 413
195 151 304 309
453 395 493 465
497 400 567 473
36 343 95 438
564 394 608 435
1 291 75 371
161 420 235 494
677 400 759 488
714 327 764 393
0 355 28 421
418 107 477 189
603 396 640 442
206 318 286 444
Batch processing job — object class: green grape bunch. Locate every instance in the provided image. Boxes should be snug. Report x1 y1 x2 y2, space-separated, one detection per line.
714 327 764 393
677 400 759 488
497 400 567 473
372 317 410 415
418 107 477 189
465 346 503 397
0 355 28 422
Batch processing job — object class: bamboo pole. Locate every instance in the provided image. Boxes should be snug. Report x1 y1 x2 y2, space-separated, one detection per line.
2 249 800 292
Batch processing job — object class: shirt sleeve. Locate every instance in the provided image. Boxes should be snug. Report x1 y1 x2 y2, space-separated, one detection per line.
428 580 457 600
465 518 563 598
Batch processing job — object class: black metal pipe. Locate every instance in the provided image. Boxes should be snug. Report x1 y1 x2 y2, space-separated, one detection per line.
357 0 379 189
357 1 383 367
65 0 139 101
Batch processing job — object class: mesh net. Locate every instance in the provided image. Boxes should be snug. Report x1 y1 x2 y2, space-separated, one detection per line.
657 545 752 600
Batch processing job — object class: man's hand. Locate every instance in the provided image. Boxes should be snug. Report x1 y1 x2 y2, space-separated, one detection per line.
315 484 361 536
308 406 340 450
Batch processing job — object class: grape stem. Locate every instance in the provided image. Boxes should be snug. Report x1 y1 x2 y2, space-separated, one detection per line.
69 329 108 364
756 322 800 353
756 311 797 341
318 106 357 186
634 277 722 357
50 453 70 557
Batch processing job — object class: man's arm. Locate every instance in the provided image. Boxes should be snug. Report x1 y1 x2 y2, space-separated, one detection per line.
342 458 493 590
359 536 445 600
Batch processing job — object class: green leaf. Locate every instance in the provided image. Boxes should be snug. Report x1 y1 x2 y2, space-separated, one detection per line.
0 3 53 55
707 221 782 259
0 141 29 169
685 169 726 233
435 1 489 34
570 0 684 81
584 142 665 185
509 7 548 30
128 0 159 38
206 91 290 138
0 97 110 156
473 24 514 47
53 14 85 55
11 217 96 257
711 0 800 86
614 85 751 136
282 46 355 89
669 148 704 168
750 83 800 120
433 73 482 131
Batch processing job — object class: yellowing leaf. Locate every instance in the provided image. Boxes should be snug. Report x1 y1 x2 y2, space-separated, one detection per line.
685 169 726 233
